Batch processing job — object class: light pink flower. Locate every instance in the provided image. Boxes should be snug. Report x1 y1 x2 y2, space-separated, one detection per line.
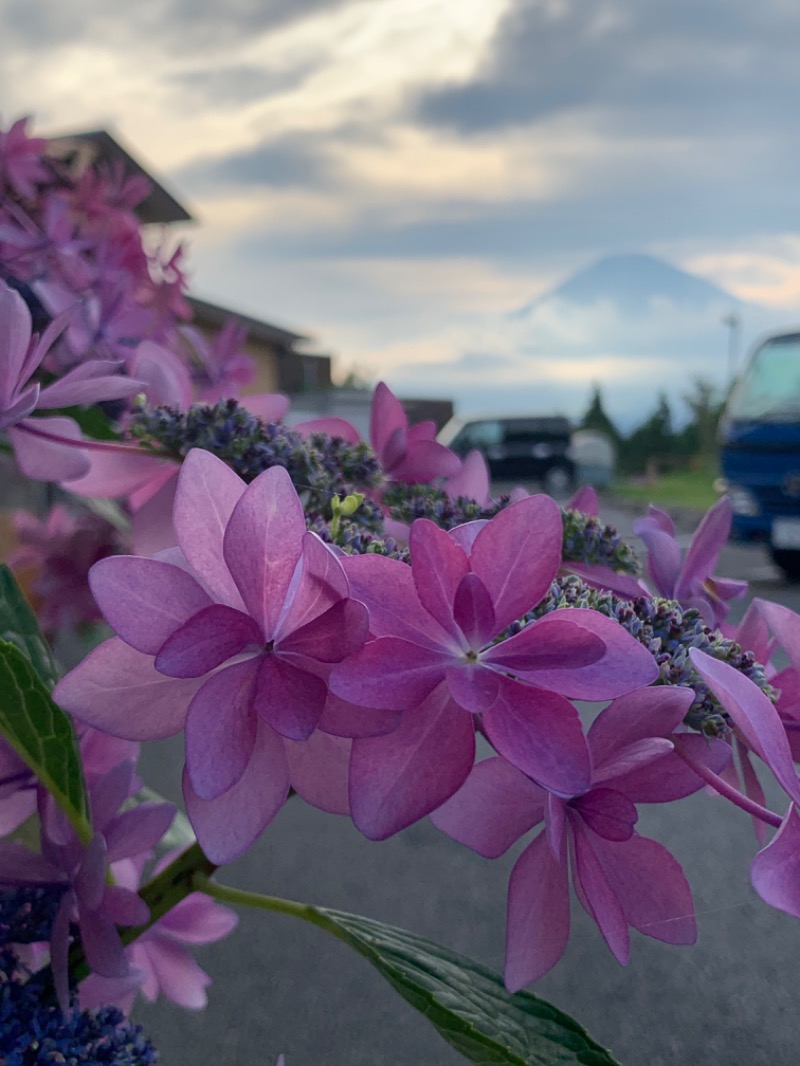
55 449 375 863
80 851 238 1013
330 498 658 839
0 760 174 1011
370 381 460 484
433 687 702 989
633 498 747 625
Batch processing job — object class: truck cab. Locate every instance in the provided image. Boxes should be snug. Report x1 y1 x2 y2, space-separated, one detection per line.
719 330 800 578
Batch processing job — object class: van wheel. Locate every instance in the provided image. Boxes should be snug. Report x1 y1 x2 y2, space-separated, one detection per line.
769 547 800 581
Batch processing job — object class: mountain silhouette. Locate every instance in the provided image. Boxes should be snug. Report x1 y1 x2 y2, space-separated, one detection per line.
513 252 741 318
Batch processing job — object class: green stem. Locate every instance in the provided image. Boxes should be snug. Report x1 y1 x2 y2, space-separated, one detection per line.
193 875 351 948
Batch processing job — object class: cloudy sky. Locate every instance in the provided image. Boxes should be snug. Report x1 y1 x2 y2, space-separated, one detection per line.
4 0 800 424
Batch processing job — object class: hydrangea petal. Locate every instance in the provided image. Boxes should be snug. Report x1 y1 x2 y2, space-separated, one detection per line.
505 831 570 991
317 691 402 739
138 937 210 1009
104 804 177 865
277 598 368 663
10 417 89 481
482 680 591 797
254 655 328 740
185 659 259 801
690 648 800 806
287 731 352 815
277 532 349 637
587 687 694 770
571 818 630 965
155 604 262 678
157 892 239 943
408 519 469 642
470 494 563 631
349 684 475 840
751 804 800 918
490 608 659 699
453 573 496 649
89 556 213 655
223 465 305 636
183 719 290 864
173 448 246 608
445 661 500 713
676 497 732 601
431 757 546 858
484 614 604 676
55 637 204 740
595 832 696 945
330 636 449 710
342 553 452 647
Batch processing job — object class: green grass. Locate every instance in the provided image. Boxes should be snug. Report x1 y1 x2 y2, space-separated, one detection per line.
611 465 719 511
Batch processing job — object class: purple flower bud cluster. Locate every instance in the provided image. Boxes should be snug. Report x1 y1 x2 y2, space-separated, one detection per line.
534 576 775 736
128 401 386 531
303 431 382 493
561 506 640 575
305 514 409 562
381 482 504 527
129 399 313 485
0 886 65 946
0 950 158 1064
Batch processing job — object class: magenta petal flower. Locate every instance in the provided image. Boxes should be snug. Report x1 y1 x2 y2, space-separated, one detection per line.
58 449 368 862
751 804 800 918
634 498 747 625
433 688 699 990
689 648 800 806
370 381 461 483
183 717 290 863
0 761 174 1009
81 852 238 1013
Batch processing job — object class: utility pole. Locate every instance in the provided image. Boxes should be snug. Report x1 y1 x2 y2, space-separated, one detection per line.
722 311 741 385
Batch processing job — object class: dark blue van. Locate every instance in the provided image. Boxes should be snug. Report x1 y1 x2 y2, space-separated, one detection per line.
719 330 800 578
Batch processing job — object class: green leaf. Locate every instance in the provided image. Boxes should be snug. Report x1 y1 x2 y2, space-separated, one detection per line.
312 908 620 1066
0 564 60 688
0 638 91 843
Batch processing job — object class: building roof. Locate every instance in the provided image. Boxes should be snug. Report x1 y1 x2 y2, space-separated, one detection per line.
46 128 194 225
187 295 309 350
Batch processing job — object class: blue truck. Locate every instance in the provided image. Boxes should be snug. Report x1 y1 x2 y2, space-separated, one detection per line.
719 329 800 578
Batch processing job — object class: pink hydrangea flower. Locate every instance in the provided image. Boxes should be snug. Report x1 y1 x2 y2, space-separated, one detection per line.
0 760 174 1011
433 687 704 989
330 496 659 839
10 504 125 633
0 117 49 199
55 449 376 863
687 648 800 919
633 498 747 626
370 381 460 484
80 851 238 1013
0 280 142 480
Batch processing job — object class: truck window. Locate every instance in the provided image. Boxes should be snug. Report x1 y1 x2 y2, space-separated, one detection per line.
727 335 800 421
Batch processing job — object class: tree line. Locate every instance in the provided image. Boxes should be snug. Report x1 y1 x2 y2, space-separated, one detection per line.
580 380 724 476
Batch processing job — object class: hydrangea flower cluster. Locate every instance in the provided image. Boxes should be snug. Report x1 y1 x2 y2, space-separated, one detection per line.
8 111 800 1065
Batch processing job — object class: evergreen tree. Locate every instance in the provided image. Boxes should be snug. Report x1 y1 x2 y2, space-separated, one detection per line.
579 385 622 445
621 393 677 474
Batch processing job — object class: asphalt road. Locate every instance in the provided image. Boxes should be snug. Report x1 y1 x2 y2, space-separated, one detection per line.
134 502 800 1066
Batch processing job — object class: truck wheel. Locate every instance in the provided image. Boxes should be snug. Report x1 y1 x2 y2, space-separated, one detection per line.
769 548 800 582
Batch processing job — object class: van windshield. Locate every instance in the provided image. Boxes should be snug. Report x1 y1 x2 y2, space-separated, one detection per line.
727 335 800 421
